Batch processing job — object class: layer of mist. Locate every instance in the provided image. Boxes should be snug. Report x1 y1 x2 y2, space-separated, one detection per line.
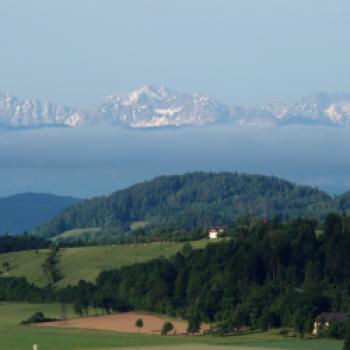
0 125 349 198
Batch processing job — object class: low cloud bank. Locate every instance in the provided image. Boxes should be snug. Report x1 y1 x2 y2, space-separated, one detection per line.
0 125 349 197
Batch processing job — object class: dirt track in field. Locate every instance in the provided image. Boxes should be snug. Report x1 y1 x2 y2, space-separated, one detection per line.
36 311 207 335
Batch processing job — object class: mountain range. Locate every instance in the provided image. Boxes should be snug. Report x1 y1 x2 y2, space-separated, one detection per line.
1 86 350 129
0 193 80 234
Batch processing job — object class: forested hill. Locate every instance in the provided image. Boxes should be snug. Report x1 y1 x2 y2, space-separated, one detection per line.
334 191 350 211
0 193 80 234
33 172 334 239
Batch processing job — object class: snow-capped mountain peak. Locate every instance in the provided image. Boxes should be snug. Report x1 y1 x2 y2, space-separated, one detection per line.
82 85 230 128
1 86 350 129
0 92 77 128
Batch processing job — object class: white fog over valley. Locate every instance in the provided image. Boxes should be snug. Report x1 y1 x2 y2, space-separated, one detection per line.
1 125 349 198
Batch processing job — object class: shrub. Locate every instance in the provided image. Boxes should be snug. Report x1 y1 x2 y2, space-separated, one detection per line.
161 321 174 335
21 312 56 325
327 321 346 339
135 318 144 333
187 313 201 334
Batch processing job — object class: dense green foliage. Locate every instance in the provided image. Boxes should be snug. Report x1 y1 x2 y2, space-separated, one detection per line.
86 214 350 335
344 322 350 350
0 193 80 234
0 277 49 302
0 234 48 253
335 192 350 212
4 213 350 338
321 321 347 339
34 172 334 240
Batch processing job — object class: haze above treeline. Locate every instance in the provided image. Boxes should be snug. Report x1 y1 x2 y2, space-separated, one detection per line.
1 125 349 198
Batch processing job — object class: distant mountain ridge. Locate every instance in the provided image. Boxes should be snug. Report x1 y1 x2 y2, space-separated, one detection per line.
0 92 78 128
34 172 342 240
0 193 80 234
1 86 350 129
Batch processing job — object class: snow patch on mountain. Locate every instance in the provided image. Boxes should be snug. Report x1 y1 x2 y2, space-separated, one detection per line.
0 92 77 127
1 86 350 129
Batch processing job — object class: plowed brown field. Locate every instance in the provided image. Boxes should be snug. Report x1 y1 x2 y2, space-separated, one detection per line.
36 311 208 335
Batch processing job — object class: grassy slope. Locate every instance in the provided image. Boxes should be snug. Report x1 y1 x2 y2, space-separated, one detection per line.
0 240 211 287
57 240 210 287
0 249 49 287
0 302 342 350
53 228 101 241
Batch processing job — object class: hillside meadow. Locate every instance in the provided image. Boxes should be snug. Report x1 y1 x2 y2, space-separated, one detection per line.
0 302 343 350
0 239 210 287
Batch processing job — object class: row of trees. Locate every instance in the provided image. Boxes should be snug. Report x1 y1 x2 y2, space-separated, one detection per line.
0 234 48 253
134 318 174 335
42 245 61 285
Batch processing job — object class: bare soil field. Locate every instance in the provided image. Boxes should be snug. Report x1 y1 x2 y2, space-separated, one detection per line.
36 311 208 335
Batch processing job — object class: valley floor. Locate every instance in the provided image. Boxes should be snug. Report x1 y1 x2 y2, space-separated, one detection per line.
0 302 342 350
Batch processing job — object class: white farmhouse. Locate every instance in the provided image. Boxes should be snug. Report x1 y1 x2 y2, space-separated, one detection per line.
208 226 225 239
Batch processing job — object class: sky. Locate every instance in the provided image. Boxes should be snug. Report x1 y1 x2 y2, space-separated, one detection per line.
1 0 350 107
1 1 350 198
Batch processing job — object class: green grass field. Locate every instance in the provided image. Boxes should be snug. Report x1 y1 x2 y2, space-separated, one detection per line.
0 249 50 286
0 302 343 350
0 240 212 287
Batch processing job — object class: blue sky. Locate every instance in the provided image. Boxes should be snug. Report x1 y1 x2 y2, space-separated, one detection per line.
1 0 350 106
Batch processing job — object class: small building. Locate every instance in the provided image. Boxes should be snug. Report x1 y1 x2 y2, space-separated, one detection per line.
312 312 348 335
208 226 226 239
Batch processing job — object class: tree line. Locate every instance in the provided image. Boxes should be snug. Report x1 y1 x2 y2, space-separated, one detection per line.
0 234 48 253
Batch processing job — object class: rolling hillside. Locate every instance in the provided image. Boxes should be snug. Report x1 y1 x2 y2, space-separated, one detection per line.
33 172 333 240
0 193 80 234
334 191 350 211
0 240 211 287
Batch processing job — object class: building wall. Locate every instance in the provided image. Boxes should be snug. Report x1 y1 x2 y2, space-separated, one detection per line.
209 231 218 239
